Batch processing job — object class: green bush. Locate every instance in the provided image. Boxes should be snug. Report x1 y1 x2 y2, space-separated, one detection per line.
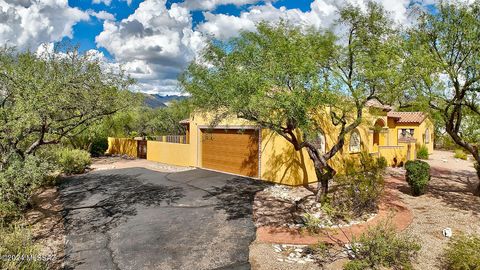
55 148 92 175
344 221 420 270
416 145 429 160
454 149 468 160
376 156 387 170
90 137 108 157
405 160 430 196
333 152 385 219
0 223 47 270
0 156 54 222
443 234 480 270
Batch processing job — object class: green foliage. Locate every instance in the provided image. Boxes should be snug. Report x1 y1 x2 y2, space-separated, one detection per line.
405 160 430 196
416 145 429 160
302 213 324 233
454 149 468 160
0 156 55 222
345 221 420 270
181 4 402 199
377 156 388 170
333 152 385 219
0 46 134 169
90 137 108 157
0 223 47 270
403 1 480 173
443 234 480 270
55 148 91 175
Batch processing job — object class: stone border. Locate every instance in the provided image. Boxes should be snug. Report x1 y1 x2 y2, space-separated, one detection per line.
255 175 413 245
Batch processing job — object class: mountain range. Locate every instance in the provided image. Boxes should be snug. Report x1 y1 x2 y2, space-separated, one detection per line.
143 94 187 108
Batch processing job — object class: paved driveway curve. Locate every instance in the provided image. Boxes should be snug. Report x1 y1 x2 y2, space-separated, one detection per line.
59 167 270 270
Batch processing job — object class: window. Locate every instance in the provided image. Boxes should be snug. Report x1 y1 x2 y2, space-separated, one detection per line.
349 130 361 153
312 131 326 154
400 128 414 139
425 128 430 144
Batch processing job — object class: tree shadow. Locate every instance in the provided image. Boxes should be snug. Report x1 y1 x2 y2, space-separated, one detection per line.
393 166 480 215
426 166 480 215
203 177 272 220
59 172 185 234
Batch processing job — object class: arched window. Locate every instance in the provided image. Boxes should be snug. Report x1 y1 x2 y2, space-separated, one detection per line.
312 131 326 154
425 128 430 144
349 130 361 153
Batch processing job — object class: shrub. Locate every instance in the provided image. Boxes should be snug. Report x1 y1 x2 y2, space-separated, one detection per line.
443 234 480 270
377 156 387 170
405 160 430 196
90 137 108 157
344 221 420 270
0 156 54 222
0 223 48 270
333 152 385 219
416 145 429 160
454 149 468 160
55 148 92 175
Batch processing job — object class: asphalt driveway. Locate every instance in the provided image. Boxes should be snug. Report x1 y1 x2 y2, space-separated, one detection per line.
59 167 270 270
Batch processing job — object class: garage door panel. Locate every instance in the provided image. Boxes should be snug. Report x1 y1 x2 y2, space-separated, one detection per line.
201 129 259 177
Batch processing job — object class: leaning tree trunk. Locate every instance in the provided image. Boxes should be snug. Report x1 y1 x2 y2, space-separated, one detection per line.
305 147 337 202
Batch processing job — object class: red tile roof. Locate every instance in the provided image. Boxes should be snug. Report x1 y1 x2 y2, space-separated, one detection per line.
387 112 426 124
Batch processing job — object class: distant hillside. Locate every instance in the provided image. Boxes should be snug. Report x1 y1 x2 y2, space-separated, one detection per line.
143 94 187 108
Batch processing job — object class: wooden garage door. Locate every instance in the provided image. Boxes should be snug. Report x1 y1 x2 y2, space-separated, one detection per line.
201 129 259 177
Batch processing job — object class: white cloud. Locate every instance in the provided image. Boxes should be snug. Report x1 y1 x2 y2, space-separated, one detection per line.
0 0 89 49
88 10 115 21
95 0 206 94
180 0 264 11
92 0 132 6
197 0 412 41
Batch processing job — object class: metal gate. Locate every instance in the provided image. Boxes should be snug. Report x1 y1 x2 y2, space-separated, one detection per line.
137 140 147 159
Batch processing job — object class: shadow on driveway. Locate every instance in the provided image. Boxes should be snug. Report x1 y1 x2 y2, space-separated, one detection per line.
60 168 270 270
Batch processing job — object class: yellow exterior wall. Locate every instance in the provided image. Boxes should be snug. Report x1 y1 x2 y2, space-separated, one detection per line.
147 141 195 167
107 137 138 157
387 117 434 158
129 109 433 186
189 109 388 186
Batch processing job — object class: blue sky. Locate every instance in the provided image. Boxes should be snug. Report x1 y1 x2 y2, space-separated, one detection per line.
0 0 436 94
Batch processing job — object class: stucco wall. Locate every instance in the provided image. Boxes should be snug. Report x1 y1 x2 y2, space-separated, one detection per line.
147 141 195 167
107 137 138 157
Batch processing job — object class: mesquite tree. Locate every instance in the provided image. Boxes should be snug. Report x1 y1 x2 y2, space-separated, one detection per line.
0 47 134 169
181 3 402 201
404 1 480 194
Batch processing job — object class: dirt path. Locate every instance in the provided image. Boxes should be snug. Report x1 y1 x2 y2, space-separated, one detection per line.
394 150 480 269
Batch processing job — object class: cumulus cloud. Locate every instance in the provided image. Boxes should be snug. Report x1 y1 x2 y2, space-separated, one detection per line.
95 0 206 94
88 10 115 21
0 0 89 49
180 0 265 10
198 0 412 40
92 0 132 6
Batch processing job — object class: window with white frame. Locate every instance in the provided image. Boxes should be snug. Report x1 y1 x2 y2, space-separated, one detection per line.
425 128 430 144
349 130 361 153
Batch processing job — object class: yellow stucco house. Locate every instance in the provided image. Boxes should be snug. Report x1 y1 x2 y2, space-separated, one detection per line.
108 100 434 186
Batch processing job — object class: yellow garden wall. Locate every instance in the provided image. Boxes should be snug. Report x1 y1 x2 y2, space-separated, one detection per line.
147 141 195 167
107 137 138 157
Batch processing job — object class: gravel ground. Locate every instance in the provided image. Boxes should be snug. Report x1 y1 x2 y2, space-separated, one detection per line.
399 150 480 269
250 150 480 270
91 156 193 173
